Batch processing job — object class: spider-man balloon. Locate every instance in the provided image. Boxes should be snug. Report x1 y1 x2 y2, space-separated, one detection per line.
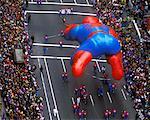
64 16 124 80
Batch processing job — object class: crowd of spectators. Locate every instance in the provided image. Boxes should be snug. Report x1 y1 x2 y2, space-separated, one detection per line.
122 1 149 120
0 0 44 119
94 0 149 119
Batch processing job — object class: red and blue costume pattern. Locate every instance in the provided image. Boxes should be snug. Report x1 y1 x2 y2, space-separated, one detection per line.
64 16 124 80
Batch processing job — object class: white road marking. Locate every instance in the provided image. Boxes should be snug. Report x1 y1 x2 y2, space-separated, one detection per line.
53 108 58 117
25 10 96 16
95 61 101 72
61 58 67 72
132 20 142 42
45 34 61 39
89 95 95 106
71 97 75 104
72 12 96 16
28 2 93 7
74 0 77 4
92 76 111 81
85 0 89 5
121 89 127 100
76 97 81 106
44 58 61 120
107 92 113 103
31 56 107 62
33 43 79 48
37 58 52 120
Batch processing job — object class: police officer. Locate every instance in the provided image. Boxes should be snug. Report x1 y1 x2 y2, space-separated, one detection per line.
43 47 48 54
108 83 113 93
97 86 104 97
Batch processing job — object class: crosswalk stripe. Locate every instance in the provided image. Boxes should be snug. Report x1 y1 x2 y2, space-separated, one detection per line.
28 2 93 7
25 10 96 16
31 56 107 62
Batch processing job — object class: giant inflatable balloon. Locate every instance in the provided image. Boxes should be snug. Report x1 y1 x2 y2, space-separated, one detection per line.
64 16 124 80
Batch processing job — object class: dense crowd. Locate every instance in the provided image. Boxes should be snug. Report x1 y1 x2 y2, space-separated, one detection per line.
94 0 149 119
122 1 149 119
0 0 44 119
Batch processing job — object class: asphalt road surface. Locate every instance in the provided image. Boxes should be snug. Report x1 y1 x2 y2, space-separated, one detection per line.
27 0 136 120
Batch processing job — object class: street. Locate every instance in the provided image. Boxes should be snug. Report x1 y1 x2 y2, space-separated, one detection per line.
27 0 136 119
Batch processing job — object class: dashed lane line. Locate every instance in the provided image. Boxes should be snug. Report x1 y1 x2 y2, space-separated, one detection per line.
60 0 63 3
121 89 127 100
71 97 75 104
73 0 77 4
95 61 101 72
61 58 67 72
89 95 95 106
107 92 113 103
85 0 89 5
